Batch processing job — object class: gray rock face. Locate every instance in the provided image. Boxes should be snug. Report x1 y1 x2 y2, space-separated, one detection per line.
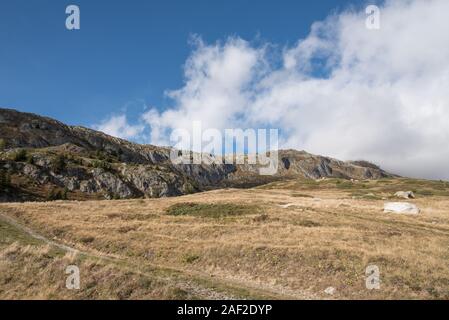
80 180 97 193
121 165 188 197
90 169 134 199
0 108 397 202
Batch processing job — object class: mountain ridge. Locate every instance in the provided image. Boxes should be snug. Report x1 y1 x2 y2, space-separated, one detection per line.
0 108 394 202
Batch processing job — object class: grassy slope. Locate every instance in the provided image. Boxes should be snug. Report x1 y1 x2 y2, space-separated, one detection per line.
1 177 449 299
0 214 275 299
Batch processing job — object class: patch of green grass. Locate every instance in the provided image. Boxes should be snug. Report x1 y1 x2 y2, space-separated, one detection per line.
350 192 383 200
376 179 394 184
415 189 435 196
166 202 259 218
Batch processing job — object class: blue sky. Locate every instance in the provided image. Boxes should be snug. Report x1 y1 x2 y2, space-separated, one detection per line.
0 0 367 127
5 0 449 180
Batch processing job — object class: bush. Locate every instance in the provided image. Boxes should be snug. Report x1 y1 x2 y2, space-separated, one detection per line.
80 236 95 244
51 154 66 173
12 149 27 162
91 160 111 171
0 170 11 188
62 187 68 200
26 154 34 164
182 254 200 264
0 139 5 151
47 188 68 201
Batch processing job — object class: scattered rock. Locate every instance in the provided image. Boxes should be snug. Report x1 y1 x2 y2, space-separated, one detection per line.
394 191 415 199
278 203 295 209
384 202 420 214
324 287 336 295
144 250 155 260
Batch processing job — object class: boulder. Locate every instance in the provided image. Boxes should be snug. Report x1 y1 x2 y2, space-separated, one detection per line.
278 203 295 209
384 202 420 214
324 287 336 295
394 191 415 199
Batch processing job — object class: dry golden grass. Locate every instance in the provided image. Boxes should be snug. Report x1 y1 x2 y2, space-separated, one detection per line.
1 177 449 299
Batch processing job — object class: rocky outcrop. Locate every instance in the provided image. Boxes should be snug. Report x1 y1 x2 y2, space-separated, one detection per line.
0 108 395 202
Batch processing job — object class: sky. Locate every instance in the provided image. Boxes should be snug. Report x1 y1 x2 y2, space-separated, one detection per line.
2 0 449 180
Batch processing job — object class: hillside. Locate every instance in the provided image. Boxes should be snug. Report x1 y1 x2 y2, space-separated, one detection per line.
2 108 449 300
1 177 449 299
0 108 392 202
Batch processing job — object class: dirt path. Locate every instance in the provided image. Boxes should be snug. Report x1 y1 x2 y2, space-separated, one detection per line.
0 212 307 299
0 212 79 254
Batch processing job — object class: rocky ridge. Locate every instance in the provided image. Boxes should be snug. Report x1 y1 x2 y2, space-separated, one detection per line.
0 108 394 202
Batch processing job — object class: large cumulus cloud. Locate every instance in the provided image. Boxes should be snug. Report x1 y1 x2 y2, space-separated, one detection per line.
98 0 449 180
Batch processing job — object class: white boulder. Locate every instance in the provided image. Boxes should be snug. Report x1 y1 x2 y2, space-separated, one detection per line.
384 202 420 214
394 191 415 199
324 287 336 295
278 203 295 209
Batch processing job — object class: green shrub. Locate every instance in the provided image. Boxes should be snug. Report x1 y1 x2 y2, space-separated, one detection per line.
80 236 95 244
26 154 34 164
47 188 68 201
91 160 111 171
291 193 314 198
0 170 11 188
11 149 27 162
51 154 66 173
94 150 112 161
0 139 5 151
62 187 69 200
183 254 200 264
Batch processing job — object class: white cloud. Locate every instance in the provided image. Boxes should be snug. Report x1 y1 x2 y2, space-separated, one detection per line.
141 36 266 146
106 0 449 180
94 114 144 140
